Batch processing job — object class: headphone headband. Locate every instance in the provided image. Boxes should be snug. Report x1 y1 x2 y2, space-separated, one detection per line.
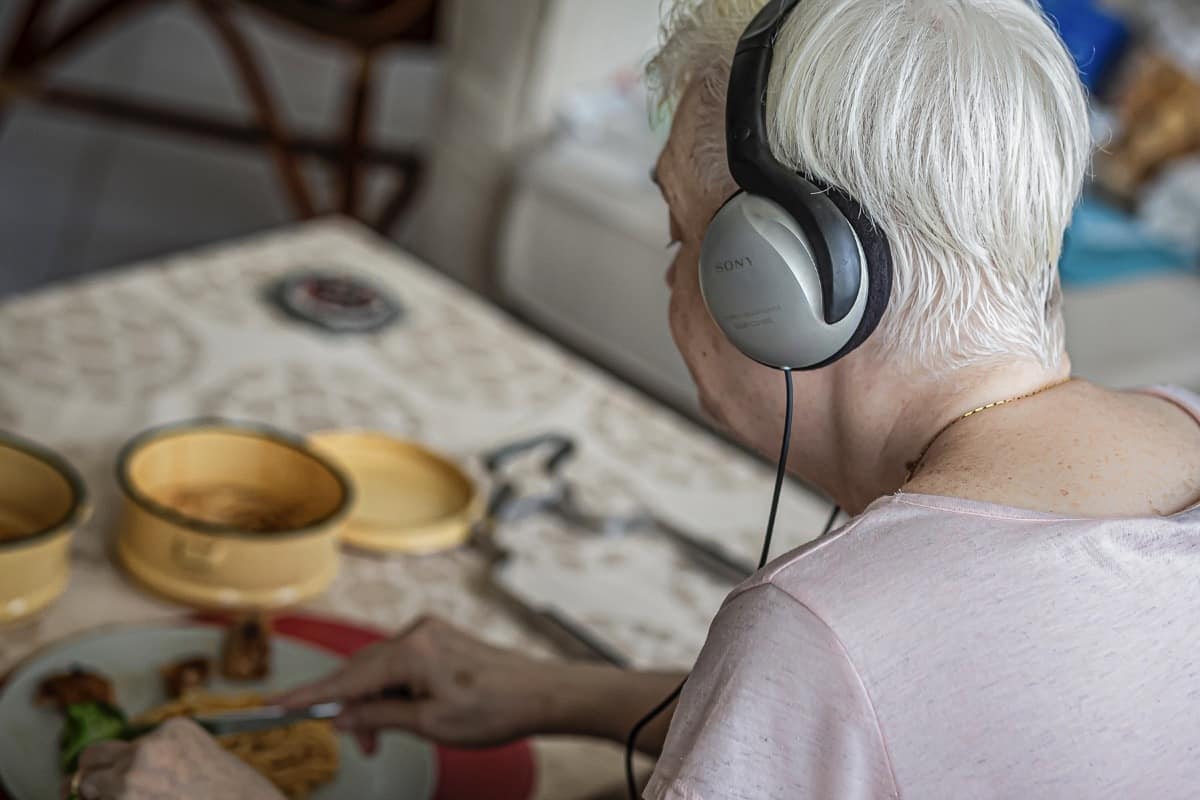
724 0 863 324
698 0 893 371
725 0 800 188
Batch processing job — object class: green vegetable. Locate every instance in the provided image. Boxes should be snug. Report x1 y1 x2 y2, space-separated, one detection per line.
60 701 129 773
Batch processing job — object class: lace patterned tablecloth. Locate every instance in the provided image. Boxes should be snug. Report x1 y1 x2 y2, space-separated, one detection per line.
0 218 833 798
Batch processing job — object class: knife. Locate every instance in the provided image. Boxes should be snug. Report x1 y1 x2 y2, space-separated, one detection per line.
117 701 345 739
187 701 345 736
177 685 416 737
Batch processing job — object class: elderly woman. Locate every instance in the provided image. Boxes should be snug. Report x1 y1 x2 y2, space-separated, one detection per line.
73 0 1200 798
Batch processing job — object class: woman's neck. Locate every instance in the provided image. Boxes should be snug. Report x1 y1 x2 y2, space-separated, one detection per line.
797 357 1068 516
901 380 1200 518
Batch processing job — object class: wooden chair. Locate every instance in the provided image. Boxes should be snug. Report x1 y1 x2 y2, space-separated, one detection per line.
0 0 438 232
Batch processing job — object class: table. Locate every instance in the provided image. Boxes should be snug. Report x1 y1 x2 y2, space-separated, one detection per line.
0 218 833 798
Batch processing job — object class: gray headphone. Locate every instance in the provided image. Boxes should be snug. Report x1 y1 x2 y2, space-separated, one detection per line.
699 0 893 371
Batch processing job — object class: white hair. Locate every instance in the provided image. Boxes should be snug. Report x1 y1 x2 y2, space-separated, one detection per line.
648 0 1091 375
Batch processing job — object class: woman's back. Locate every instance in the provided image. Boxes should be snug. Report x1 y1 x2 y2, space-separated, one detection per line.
647 387 1200 800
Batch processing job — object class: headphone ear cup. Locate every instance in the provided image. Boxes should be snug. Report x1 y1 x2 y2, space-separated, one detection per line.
808 186 893 366
699 192 869 370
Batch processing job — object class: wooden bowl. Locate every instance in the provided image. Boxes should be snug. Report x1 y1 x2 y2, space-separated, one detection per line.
0 433 89 622
309 430 480 554
115 419 352 609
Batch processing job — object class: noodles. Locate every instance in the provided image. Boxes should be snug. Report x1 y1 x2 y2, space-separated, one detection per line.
164 485 305 532
136 692 338 799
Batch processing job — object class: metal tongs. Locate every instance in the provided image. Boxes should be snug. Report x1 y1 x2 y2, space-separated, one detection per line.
471 434 755 667
480 434 753 580
471 434 629 666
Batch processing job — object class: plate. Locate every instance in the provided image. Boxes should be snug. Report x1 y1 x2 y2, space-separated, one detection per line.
0 622 436 800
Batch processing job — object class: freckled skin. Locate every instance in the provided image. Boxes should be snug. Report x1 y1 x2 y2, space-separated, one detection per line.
908 383 1200 516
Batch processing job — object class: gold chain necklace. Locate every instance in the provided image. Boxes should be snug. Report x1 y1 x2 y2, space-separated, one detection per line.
904 377 1073 483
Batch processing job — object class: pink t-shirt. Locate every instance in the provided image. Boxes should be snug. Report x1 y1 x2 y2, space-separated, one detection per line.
647 386 1200 800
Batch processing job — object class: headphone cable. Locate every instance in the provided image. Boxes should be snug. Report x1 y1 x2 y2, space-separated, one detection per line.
625 369 843 798
758 367 794 567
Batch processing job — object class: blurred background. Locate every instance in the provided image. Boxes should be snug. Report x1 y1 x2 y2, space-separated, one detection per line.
1 0 1198 415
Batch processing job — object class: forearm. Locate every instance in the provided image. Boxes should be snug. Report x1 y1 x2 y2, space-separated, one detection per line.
541 663 686 755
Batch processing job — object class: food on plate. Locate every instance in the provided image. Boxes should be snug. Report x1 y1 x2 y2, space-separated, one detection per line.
32 623 336 799
222 614 272 680
54 693 340 799
166 484 304 532
160 656 211 698
59 701 128 772
35 668 115 711
136 692 338 799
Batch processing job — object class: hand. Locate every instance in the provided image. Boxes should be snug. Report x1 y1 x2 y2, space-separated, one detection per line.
68 718 283 800
275 616 567 753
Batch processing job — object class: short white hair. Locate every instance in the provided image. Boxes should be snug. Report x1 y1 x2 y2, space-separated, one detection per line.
648 0 1090 375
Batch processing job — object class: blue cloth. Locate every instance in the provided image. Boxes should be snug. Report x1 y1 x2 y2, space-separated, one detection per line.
1059 198 1196 287
1041 0 1129 91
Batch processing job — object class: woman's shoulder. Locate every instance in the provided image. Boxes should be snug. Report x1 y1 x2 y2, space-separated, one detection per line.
738 493 1038 599
717 496 949 628
729 485 1200 659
